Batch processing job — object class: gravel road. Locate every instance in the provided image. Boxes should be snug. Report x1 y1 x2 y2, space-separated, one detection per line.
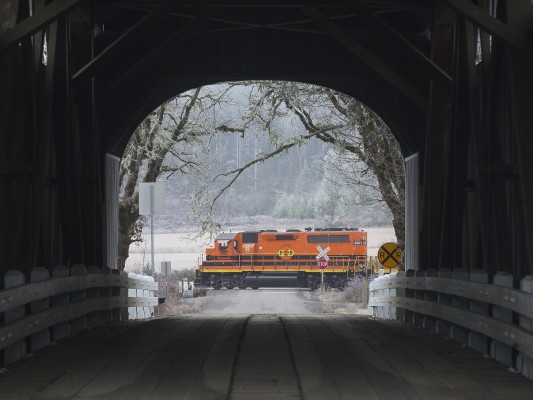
200 288 312 314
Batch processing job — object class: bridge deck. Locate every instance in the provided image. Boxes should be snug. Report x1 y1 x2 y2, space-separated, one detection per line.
0 313 532 399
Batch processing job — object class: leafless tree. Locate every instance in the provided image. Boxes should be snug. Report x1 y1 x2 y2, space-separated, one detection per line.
118 86 225 268
192 81 405 246
119 82 405 269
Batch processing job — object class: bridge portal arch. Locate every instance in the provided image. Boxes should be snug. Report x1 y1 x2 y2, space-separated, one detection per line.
1 1 532 283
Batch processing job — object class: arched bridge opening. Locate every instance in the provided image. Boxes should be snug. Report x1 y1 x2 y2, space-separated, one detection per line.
116 80 404 291
1 0 533 393
2 1 532 281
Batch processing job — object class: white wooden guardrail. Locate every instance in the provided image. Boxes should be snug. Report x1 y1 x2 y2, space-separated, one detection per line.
369 269 533 381
0 265 158 367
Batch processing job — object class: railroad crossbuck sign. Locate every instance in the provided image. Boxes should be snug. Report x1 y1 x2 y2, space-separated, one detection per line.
316 246 330 270
378 242 403 268
316 246 330 261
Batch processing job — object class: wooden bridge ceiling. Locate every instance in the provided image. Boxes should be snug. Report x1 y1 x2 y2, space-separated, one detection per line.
65 0 437 156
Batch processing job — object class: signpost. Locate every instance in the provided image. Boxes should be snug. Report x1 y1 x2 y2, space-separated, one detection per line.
316 246 330 293
377 242 403 270
139 182 166 273
161 261 171 300
161 261 171 276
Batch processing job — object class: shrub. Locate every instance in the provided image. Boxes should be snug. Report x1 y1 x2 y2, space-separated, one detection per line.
193 287 207 297
304 274 376 304
171 268 196 280
142 263 155 276
341 274 377 303
153 272 205 315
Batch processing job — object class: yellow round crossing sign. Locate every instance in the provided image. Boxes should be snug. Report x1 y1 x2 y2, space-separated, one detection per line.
378 242 403 268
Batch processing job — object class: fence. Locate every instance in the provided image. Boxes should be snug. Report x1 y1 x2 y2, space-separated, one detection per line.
369 269 533 381
0 265 158 366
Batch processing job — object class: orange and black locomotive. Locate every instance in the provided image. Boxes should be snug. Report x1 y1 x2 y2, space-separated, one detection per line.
195 228 367 289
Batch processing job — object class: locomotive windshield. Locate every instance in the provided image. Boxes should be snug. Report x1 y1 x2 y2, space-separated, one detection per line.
215 232 236 251
242 231 258 243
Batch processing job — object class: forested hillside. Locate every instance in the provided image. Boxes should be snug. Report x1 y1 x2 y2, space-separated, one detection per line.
156 132 392 233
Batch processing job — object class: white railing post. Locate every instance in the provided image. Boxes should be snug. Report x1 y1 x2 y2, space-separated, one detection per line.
119 271 129 321
491 272 514 367
369 277 378 317
111 269 122 322
404 269 416 324
3 271 26 365
518 276 533 379
469 269 489 355
100 267 112 325
128 272 140 319
451 268 470 345
387 272 397 320
70 264 87 334
30 267 50 352
373 275 385 319
394 271 406 321
86 266 101 328
413 270 426 328
436 268 452 337
425 269 439 332
380 275 390 319
52 265 70 341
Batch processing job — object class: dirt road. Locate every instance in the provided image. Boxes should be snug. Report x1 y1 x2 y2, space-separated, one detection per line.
200 288 312 314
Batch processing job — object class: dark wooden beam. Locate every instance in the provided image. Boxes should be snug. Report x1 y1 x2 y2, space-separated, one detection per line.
440 0 533 61
72 0 169 80
420 22 453 270
110 7 218 94
0 0 82 54
348 1 453 85
300 6 427 110
106 1 420 7
506 1 533 275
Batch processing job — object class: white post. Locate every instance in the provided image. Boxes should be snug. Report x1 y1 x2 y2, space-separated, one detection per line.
139 182 165 273
321 270 324 293
150 185 155 271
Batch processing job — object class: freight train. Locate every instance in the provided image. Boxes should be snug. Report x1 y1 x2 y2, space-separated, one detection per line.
195 228 367 289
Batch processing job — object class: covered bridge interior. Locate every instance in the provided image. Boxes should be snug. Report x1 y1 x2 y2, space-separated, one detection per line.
2 0 532 281
1 0 533 382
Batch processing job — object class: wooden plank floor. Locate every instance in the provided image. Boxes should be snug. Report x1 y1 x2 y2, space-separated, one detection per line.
0 315 532 399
